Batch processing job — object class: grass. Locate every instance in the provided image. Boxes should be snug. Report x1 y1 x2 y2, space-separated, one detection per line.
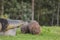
0 26 60 40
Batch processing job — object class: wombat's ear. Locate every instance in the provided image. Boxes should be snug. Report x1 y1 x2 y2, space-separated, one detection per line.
0 23 2 31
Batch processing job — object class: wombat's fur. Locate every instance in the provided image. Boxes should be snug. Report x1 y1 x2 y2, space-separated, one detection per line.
28 21 40 34
21 21 41 35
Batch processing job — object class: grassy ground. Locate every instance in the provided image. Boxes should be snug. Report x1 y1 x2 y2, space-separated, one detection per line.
0 26 60 40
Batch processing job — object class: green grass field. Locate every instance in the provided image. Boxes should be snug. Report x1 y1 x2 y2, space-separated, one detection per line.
0 26 60 40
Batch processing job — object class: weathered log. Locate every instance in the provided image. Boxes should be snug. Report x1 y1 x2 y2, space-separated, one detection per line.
0 18 24 31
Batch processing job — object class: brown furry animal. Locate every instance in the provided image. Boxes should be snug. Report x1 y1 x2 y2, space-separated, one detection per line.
21 25 29 33
21 22 29 33
21 21 41 35
28 20 40 34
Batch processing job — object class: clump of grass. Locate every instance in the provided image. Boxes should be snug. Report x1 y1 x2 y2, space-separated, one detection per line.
0 26 60 40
